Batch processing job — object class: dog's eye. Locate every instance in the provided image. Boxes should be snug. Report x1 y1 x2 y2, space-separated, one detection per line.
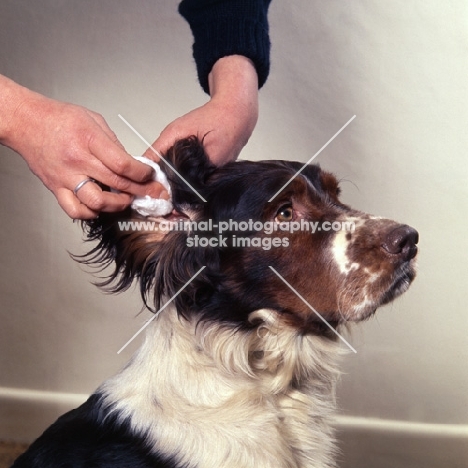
276 206 293 222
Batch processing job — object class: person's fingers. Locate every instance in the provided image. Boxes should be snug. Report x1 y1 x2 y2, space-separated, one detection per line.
82 165 166 199
135 180 169 200
87 131 155 183
68 176 169 217
145 111 204 160
142 143 164 162
71 179 133 213
61 139 164 199
57 188 98 220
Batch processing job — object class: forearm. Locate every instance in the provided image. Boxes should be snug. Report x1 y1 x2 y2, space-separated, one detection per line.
0 75 58 165
0 74 32 150
207 55 259 164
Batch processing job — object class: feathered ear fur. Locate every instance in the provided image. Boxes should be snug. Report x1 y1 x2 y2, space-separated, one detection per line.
163 136 217 208
79 136 218 315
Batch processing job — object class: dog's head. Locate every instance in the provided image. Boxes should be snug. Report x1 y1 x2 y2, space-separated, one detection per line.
82 137 418 336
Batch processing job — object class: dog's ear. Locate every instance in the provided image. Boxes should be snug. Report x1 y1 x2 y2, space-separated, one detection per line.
161 136 217 209
77 136 218 315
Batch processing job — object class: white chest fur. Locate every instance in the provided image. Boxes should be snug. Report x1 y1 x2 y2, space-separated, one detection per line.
99 307 342 468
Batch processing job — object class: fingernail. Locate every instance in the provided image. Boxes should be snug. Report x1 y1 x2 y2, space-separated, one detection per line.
145 168 155 181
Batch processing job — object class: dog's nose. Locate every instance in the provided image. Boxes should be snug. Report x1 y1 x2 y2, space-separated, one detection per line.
382 225 419 260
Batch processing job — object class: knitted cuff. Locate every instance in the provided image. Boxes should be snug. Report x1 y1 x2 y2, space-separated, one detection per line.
179 0 272 94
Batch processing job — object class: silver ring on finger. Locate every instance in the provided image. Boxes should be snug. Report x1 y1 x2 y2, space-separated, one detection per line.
73 178 97 196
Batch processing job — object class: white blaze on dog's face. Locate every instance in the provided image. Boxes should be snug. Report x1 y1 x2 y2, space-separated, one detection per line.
243 167 418 331
329 214 418 321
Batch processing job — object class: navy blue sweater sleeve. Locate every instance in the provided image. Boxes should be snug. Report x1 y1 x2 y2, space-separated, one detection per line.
178 0 272 94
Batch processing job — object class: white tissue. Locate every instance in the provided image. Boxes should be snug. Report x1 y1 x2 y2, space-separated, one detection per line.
131 156 173 217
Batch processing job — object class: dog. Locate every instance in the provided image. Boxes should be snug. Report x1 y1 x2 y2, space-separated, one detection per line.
12 136 418 467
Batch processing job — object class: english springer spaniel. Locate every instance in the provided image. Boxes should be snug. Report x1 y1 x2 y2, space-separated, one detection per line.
12 137 418 468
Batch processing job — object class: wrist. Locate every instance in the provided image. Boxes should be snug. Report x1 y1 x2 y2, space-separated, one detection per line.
208 55 259 94
207 55 259 138
0 76 34 150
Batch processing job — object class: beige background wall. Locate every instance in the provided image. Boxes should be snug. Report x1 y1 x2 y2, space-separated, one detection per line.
1 1 467 467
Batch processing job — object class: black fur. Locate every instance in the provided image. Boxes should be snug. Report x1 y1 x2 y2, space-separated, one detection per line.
11 394 179 468
12 137 418 466
13 137 351 466
81 137 331 328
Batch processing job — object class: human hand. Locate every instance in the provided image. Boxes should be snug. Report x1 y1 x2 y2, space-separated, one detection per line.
146 55 259 166
0 76 165 219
